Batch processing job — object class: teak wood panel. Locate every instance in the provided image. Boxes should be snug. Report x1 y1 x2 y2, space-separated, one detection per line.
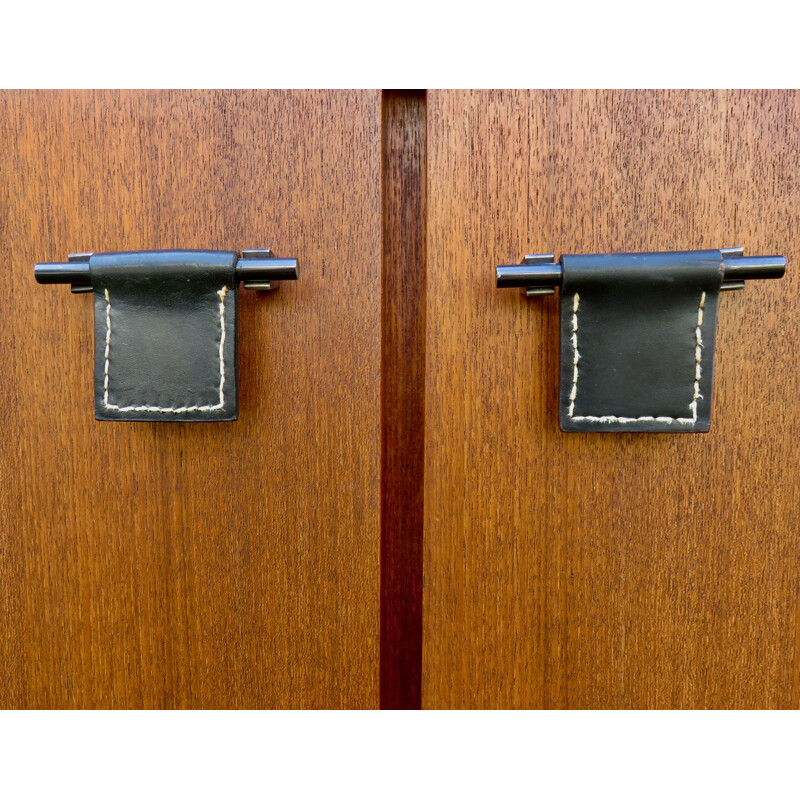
0 90 381 709
423 90 800 709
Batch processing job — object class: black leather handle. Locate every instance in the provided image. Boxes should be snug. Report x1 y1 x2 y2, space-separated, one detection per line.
495 247 787 433
33 248 300 422
496 249 785 289
35 249 299 289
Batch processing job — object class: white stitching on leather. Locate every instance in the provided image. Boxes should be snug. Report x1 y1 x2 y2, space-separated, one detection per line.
568 290 706 425
103 286 229 413
567 293 580 417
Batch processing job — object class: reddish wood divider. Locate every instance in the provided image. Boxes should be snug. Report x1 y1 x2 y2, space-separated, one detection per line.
380 90 427 709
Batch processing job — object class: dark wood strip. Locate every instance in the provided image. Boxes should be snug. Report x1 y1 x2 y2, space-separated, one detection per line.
380 90 427 709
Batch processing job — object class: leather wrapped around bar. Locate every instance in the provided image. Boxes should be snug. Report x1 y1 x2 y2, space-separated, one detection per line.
558 250 725 433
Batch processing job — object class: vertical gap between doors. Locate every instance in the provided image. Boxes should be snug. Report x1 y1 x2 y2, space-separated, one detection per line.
380 89 427 709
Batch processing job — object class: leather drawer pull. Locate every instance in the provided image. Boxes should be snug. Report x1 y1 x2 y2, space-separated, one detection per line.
34 249 298 422
496 248 785 433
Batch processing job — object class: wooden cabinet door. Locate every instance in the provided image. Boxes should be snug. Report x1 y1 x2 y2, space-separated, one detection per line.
423 90 800 708
0 91 381 709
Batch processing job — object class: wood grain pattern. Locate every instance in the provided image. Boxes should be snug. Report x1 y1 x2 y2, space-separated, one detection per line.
380 91 426 709
423 90 800 709
0 90 382 709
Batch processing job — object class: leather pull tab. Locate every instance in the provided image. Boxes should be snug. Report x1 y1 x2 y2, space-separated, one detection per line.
89 250 239 422
558 251 724 433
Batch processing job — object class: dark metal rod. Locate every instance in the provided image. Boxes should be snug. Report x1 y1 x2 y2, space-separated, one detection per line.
234 257 298 282
242 281 273 290
35 256 300 286
496 263 560 288
35 262 91 284
720 280 746 292
721 255 785 281
497 252 787 289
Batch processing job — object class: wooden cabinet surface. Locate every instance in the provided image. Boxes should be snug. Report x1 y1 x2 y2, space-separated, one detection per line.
422 90 800 709
2 90 797 709
0 90 382 709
